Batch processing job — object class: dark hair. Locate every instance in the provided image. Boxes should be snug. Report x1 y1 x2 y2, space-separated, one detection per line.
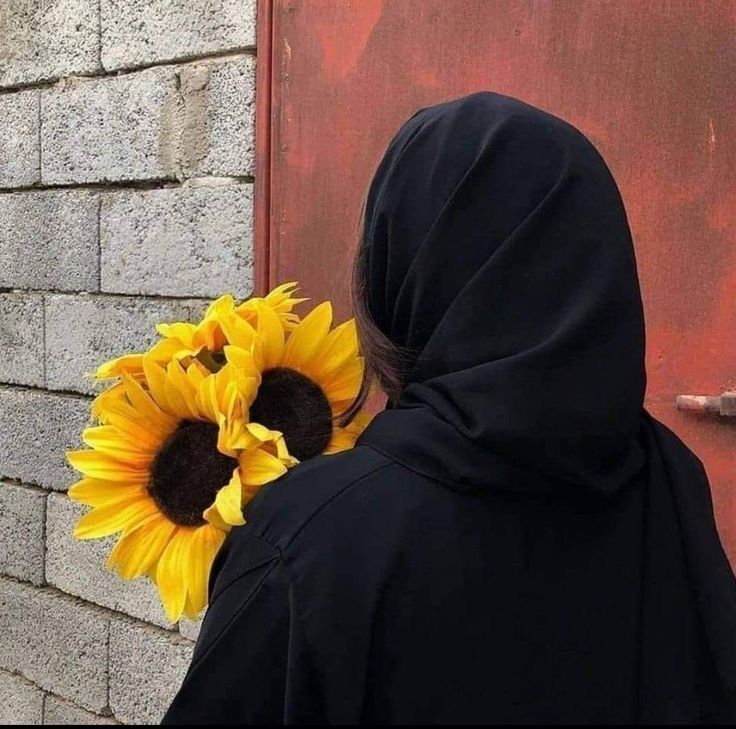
338 201 408 426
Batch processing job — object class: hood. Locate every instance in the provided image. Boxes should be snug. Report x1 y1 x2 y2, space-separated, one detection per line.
358 92 647 495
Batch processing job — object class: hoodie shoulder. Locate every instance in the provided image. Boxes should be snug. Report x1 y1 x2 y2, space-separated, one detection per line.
241 446 395 551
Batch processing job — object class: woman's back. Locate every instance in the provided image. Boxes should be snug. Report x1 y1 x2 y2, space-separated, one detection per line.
165 419 735 723
164 92 736 724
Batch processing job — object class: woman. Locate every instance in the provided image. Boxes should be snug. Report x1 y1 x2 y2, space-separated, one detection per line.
163 93 736 724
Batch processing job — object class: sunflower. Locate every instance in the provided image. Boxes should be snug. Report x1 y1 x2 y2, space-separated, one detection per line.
222 299 370 460
90 283 306 418
67 357 295 623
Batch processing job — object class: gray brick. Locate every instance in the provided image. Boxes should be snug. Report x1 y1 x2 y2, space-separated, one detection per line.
0 578 108 712
43 694 118 725
101 182 254 298
0 90 40 187
180 56 256 178
0 482 46 585
0 190 99 291
109 619 192 725
46 494 172 628
45 294 194 395
0 669 44 725
0 293 44 387
0 0 99 88
101 0 256 71
178 616 202 642
0 388 89 491
41 68 180 185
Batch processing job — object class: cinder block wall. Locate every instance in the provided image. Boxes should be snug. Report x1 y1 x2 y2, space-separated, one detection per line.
0 1 257 724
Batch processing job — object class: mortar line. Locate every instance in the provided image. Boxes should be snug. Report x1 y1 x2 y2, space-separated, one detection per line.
0 479 49 494
97 0 103 74
96 197 102 292
0 175 255 195
0 382 94 400
0 288 217 304
0 47 257 96
105 619 111 713
40 489 48 588
41 291 48 388
36 90 42 183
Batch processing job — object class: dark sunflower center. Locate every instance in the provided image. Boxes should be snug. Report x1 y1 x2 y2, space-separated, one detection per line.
148 421 238 527
249 367 332 461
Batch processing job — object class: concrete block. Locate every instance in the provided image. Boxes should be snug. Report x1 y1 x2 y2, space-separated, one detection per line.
0 293 44 387
0 0 99 88
0 90 40 187
0 482 46 585
0 388 90 491
109 619 193 725
46 494 172 628
40 56 256 185
45 294 194 395
0 577 108 712
0 669 44 725
100 182 254 298
178 616 202 642
178 56 256 178
0 190 99 291
43 694 118 725
41 68 179 185
101 0 256 71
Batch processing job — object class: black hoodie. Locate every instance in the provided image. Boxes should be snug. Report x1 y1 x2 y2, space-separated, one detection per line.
163 92 736 724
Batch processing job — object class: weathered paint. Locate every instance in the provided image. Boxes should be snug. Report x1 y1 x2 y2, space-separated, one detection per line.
257 0 736 561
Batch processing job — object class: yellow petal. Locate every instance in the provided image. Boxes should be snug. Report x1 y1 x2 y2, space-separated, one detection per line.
322 358 364 405
148 336 193 363
222 345 261 380
256 302 286 370
156 321 197 348
325 411 373 454
204 294 236 319
216 413 239 458
195 374 219 423
219 312 258 349
142 356 172 413
99 401 167 450
68 478 147 507
95 353 145 380
308 318 359 381
155 529 192 623
186 360 208 390
213 468 246 526
282 301 332 371
203 503 232 531
106 515 177 580
165 360 200 420
261 281 308 317
82 425 155 465
239 448 288 487
122 375 178 432
271 432 298 466
67 450 149 484
182 525 226 617
91 382 129 421
246 421 274 442
195 318 227 353
74 496 159 539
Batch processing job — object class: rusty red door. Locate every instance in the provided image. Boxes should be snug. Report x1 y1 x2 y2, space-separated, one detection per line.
255 0 736 561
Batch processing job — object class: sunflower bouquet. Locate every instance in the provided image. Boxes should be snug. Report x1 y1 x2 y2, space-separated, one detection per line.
67 283 370 623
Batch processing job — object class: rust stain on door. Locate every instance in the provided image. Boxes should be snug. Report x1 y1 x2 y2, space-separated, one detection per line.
258 0 736 561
